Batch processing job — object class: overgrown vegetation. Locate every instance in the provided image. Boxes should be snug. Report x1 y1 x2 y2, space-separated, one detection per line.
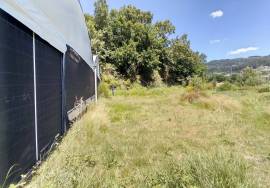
258 86 270 93
207 66 269 92
25 87 270 188
147 151 252 188
217 81 237 91
85 0 206 85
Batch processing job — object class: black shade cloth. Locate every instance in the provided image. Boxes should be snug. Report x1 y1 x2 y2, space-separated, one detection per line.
65 46 95 112
35 36 63 156
0 9 36 184
0 8 98 186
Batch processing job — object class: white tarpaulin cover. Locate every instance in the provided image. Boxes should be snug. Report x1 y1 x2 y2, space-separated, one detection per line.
0 0 94 67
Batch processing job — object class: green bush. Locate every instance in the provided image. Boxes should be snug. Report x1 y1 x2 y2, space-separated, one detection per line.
180 76 209 103
188 76 206 91
98 82 110 98
207 74 228 83
151 70 164 87
239 67 262 86
217 82 237 91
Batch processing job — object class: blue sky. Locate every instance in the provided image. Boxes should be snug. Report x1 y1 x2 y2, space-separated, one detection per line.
80 0 270 61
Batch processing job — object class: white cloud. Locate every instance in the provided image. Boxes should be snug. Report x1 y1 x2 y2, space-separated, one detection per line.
228 47 259 55
210 10 224 18
210 39 221 44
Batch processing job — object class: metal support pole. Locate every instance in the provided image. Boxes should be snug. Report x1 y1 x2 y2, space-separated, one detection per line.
94 66 98 103
61 54 67 134
33 33 39 161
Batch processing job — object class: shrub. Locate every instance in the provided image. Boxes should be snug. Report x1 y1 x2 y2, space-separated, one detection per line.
101 64 133 90
151 70 164 87
229 73 242 84
181 76 208 103
239 67 262 86
188 76 205 91
217 82 237 91
208 74 228 83
98 82 110 98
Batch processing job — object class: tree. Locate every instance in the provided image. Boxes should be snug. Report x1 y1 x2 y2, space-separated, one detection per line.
94 0 109 30
86 1 207 85
102 6 163 84
166 36 206 84
155 20 175 41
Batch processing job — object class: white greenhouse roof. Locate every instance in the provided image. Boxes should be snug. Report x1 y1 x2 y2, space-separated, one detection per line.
0 0 94 67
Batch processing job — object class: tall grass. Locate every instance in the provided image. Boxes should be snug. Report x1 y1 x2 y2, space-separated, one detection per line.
148 150 253 188
25 87 270 188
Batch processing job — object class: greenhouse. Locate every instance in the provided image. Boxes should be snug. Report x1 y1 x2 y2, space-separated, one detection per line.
0 0 98 184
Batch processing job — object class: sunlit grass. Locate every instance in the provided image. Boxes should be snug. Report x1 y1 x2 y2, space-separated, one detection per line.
25 86 270 188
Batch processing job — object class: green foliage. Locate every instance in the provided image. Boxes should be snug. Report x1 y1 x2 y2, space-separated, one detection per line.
94 0 109 30
208 67 264 89
151 70 164 87
229 67 263 87
166 38 206 84
101 64 132 90
207 73 228 83
154 20 175 39
188 76 205 91
239 67 262 86
180 76 208 103
229 73 241 84
98 82 110 98
217 81 237 91
101 64 119 86
85 0 206 85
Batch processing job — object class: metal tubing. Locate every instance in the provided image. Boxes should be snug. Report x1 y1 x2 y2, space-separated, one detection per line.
33 33 39 161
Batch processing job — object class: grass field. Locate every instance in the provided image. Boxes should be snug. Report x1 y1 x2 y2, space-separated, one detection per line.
25 86 270 188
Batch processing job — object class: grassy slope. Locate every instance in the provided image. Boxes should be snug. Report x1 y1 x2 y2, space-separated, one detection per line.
26 87 270 188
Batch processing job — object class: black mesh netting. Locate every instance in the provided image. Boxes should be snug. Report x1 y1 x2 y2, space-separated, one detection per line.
0 9 36 184
65 46 95 113
0 9 97 186
35 35 63 156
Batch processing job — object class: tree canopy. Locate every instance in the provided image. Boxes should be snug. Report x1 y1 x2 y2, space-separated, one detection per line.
85 0 206 85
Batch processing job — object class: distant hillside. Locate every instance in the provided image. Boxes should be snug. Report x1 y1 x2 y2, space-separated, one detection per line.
207 55 270 73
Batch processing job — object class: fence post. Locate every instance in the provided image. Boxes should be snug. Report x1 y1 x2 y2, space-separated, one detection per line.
94 65 98 103
33 33 39 161
62 54 67 134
